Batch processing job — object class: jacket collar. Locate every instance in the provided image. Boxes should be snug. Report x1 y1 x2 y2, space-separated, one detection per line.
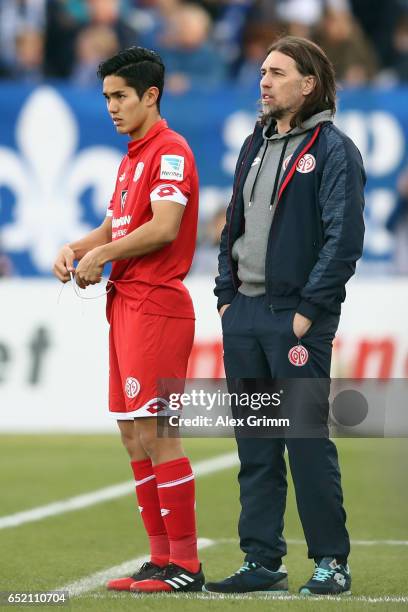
237 120 327 201
277 124 322 202
262 110 334 141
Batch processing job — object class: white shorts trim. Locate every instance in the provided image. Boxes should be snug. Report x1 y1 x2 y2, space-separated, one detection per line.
110 397 170 419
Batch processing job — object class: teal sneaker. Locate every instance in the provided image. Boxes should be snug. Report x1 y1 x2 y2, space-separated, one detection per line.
299 557 351 596
203 561 288 594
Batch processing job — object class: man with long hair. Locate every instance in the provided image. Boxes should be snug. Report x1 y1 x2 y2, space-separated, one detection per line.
206 36 365 596
53 46 204 594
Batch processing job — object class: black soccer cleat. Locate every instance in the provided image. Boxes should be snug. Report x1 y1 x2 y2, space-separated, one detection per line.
130 562 205 593
203 561 288 594
107 561 164 591
299 557 351 596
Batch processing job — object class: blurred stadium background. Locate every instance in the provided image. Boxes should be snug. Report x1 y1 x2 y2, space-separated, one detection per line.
0 0 407 607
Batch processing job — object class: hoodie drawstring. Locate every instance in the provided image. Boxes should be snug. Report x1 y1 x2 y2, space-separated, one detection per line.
248 136 290 211
248 141 269 207
269 138 290 211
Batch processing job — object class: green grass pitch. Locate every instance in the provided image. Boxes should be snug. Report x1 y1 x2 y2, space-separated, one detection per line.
0 435 407 611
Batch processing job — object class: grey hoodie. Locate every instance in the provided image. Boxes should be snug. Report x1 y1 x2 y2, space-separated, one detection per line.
232 110 333 297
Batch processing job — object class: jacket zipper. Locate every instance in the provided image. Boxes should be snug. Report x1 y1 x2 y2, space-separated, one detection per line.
227 129 257 290
268 138 289 210
265 125 322 311
276 125 321 204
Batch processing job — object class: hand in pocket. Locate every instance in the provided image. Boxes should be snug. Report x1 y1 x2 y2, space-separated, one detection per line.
219 304 231 319
292 312 312 339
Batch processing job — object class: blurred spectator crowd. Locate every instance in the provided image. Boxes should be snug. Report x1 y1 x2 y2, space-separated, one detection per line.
1 0 408 278
1 0 408 90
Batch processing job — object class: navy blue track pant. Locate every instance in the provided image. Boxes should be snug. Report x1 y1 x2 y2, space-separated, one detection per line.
222 293 350 566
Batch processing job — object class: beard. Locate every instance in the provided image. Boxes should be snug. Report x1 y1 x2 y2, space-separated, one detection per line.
259 100 291 126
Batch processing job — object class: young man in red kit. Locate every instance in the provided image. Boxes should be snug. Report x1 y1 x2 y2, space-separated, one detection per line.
53 47 203 593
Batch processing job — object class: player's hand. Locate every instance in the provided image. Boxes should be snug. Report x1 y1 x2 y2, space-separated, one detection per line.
219 304 230 318
74 248 104 289
293 313 312 339
53 245 75 283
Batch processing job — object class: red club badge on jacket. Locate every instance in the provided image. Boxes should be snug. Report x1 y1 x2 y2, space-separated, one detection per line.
288 343 309 366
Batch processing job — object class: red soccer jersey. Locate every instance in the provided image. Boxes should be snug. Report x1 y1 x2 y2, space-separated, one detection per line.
106 119 198 319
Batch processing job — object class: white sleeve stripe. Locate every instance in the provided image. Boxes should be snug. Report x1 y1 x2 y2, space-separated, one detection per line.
106 209 113 217
151 194 187 206
150 184 188 206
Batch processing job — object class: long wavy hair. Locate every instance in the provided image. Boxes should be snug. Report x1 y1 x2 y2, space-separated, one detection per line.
265 36 337 128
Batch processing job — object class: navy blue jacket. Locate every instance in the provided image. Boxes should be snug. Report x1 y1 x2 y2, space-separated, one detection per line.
214 120 366 320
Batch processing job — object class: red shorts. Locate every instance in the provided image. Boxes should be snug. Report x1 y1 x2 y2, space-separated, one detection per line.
109 295 194 419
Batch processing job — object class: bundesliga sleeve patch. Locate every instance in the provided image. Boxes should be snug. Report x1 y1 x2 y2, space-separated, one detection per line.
160 155 185 181
150 184 188 206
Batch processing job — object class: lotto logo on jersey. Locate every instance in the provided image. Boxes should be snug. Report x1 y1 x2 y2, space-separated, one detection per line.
150 183 187 206
158 186 176 198
145 398 169 415
160 155 184 181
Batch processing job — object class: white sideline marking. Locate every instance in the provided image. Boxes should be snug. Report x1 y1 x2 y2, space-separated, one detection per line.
1 451 408 548
1 452 408 548
0 451 239 530
58 538 216 597
0 481 133 530
57 536 408 601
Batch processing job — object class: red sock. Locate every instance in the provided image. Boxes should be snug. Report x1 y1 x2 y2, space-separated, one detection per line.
131 459 169 567
154 457 199 573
